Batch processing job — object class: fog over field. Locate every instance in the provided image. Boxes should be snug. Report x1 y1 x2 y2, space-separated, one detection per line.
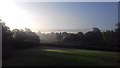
1 1 119 67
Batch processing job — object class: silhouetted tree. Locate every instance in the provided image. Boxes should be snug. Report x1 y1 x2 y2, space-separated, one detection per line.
85 27 102 41
56 33 63 41
61 32 68 39
12 29 26 41
77 32 85 41
102 22 120 48
0 19 13 59
13 28 40 43
115 22 120 39
63 34 80 42
0 19 13 42
102 30 117 47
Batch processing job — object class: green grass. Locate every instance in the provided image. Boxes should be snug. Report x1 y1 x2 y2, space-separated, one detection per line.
3 46 120 66
43 48 119 62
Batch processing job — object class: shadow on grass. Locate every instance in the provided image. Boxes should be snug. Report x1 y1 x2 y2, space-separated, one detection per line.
2 46 120 66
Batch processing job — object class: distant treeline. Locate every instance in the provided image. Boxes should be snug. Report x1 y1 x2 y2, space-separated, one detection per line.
0 18 120 59
37 25 119 49
37 26 119 52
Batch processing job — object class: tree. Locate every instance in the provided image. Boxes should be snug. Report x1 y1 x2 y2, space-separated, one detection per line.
102 30 117 47
77 32 85 41
56 33 63 41
93 27 101 32
0 19 13 59
61 32 68 39
85 31 95 41
115 22 120 47
63 34 80 42
0 19 13 42
92 27 103 40
85 27 103 41
115 22 120 39
12 28 40 43
12 29 26 41
102 22 120 48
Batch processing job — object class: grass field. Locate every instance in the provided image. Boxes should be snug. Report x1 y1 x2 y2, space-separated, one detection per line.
2 46 120 66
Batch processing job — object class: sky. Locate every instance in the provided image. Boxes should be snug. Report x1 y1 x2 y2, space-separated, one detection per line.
0 2 118 33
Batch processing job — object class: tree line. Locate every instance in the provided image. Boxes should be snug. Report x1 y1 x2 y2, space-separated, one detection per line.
37 26 119 49
0 19 40 59
0 18 120 59
1 18 120 49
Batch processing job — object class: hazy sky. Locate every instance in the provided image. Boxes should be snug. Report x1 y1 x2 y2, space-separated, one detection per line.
1 2 118 33
16 2 118 32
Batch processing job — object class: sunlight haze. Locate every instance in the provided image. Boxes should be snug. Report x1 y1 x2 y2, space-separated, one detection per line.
0 1 118 33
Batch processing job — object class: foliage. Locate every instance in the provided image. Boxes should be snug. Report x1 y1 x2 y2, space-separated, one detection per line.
12 28 40 43
1 19 40 59
85 27 103 41
0 19 13 42
56 33 63 41
102 22 120 48
1 17 119 53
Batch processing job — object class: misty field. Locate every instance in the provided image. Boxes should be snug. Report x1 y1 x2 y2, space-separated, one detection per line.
3 46 119 66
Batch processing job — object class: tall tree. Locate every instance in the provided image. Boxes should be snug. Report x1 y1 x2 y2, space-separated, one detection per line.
85 27 102 41
0 19 13 59
0 19 13 42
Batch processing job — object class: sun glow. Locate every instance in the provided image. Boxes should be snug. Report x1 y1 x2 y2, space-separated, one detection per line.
0 0 35 30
